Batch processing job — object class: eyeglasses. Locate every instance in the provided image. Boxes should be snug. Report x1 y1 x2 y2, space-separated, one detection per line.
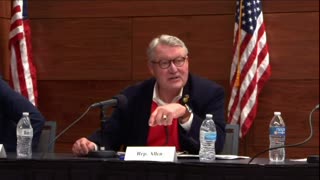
151 56 188 69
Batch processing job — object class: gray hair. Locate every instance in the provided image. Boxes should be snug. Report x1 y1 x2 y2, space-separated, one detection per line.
147 34 188 61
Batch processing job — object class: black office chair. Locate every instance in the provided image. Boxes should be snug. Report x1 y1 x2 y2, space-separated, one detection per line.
36 121 57 153
220 124 239 155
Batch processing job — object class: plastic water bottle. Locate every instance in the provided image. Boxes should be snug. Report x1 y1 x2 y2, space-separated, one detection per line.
16 112 33 159
269 111 286 162
199 114 216 162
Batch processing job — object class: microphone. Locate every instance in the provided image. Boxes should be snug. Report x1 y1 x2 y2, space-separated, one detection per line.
90 94 127 109
248 104 319 164
45 94 127 157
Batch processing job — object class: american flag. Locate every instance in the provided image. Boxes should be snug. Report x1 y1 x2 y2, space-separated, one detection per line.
9 0 38 106
228 0 271 138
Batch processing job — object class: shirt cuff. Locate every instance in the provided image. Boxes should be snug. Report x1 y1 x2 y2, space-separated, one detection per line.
179 113 193 131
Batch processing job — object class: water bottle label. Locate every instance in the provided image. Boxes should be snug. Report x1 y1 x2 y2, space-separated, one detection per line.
21 129 33 136
270 127 285 135
204 132 216 141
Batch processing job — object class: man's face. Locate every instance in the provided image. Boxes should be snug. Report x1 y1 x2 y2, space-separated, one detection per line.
148 44 189 92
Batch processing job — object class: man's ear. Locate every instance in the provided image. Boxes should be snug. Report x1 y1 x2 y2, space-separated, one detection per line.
148 63 154 76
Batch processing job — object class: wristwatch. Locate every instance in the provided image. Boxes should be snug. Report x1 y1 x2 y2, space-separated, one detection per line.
179 104 192 123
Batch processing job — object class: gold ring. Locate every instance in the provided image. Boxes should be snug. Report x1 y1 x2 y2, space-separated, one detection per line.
162 114 167 121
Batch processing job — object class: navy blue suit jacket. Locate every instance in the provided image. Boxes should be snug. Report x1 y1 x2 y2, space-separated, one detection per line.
89 74 226 154
0 76 45 152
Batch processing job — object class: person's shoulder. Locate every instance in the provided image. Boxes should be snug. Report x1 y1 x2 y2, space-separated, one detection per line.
190 74 223 90
121 78 155 97
0 76 20 100
0 77 9 90
188 74 225 101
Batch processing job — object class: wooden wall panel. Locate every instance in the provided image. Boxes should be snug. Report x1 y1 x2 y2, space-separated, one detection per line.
0 0 13 77
266 12 319 79
0 19 10 77
264 0 319 13
30 18 132 80
28 1 235 18
27 0 319 18
0 1 10 77
0 0 10 18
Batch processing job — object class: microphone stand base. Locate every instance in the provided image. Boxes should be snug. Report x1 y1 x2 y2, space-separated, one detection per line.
87 150 117 158
307 155 319 163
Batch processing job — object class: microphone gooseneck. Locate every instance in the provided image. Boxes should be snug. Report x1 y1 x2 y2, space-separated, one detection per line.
248 104 319 164
46 105 92 153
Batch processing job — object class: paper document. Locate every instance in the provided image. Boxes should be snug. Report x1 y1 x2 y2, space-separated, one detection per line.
177 153 250 160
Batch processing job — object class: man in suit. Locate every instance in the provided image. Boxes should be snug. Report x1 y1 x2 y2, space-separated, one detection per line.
0 76 45 152
72 34 226 156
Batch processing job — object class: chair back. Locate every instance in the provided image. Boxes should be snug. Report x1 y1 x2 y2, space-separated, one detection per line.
37 121 57 153
220 124 239 155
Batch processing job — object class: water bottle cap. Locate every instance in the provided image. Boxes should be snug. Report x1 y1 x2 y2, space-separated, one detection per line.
274 112 281 115
206 114 213 118
22 112 29 116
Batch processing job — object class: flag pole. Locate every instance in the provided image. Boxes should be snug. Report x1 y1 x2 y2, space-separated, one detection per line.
235 0 244 88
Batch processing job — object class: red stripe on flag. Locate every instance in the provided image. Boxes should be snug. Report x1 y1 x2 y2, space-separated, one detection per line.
241 101 258 136
10 19 23 32
13 42 28 99
11 5 21 16
228 91 240 122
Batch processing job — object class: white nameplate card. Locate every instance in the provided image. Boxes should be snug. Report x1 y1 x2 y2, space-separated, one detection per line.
124 146 177 162
0 144 7 158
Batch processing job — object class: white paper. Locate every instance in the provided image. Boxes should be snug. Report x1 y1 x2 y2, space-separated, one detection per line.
0 144 7 158
177 154 250 160
289 158 307 162
216 155 250 160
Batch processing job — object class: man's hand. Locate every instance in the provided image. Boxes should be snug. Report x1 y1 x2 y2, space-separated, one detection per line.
72 137 96 156
149 103 189 126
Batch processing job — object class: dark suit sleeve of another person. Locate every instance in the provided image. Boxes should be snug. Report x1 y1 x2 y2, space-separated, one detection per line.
179 74 226 154
0 77 45 152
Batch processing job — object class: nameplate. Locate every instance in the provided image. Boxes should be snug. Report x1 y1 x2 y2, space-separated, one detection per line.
0 144 7 158
124 146 177 162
